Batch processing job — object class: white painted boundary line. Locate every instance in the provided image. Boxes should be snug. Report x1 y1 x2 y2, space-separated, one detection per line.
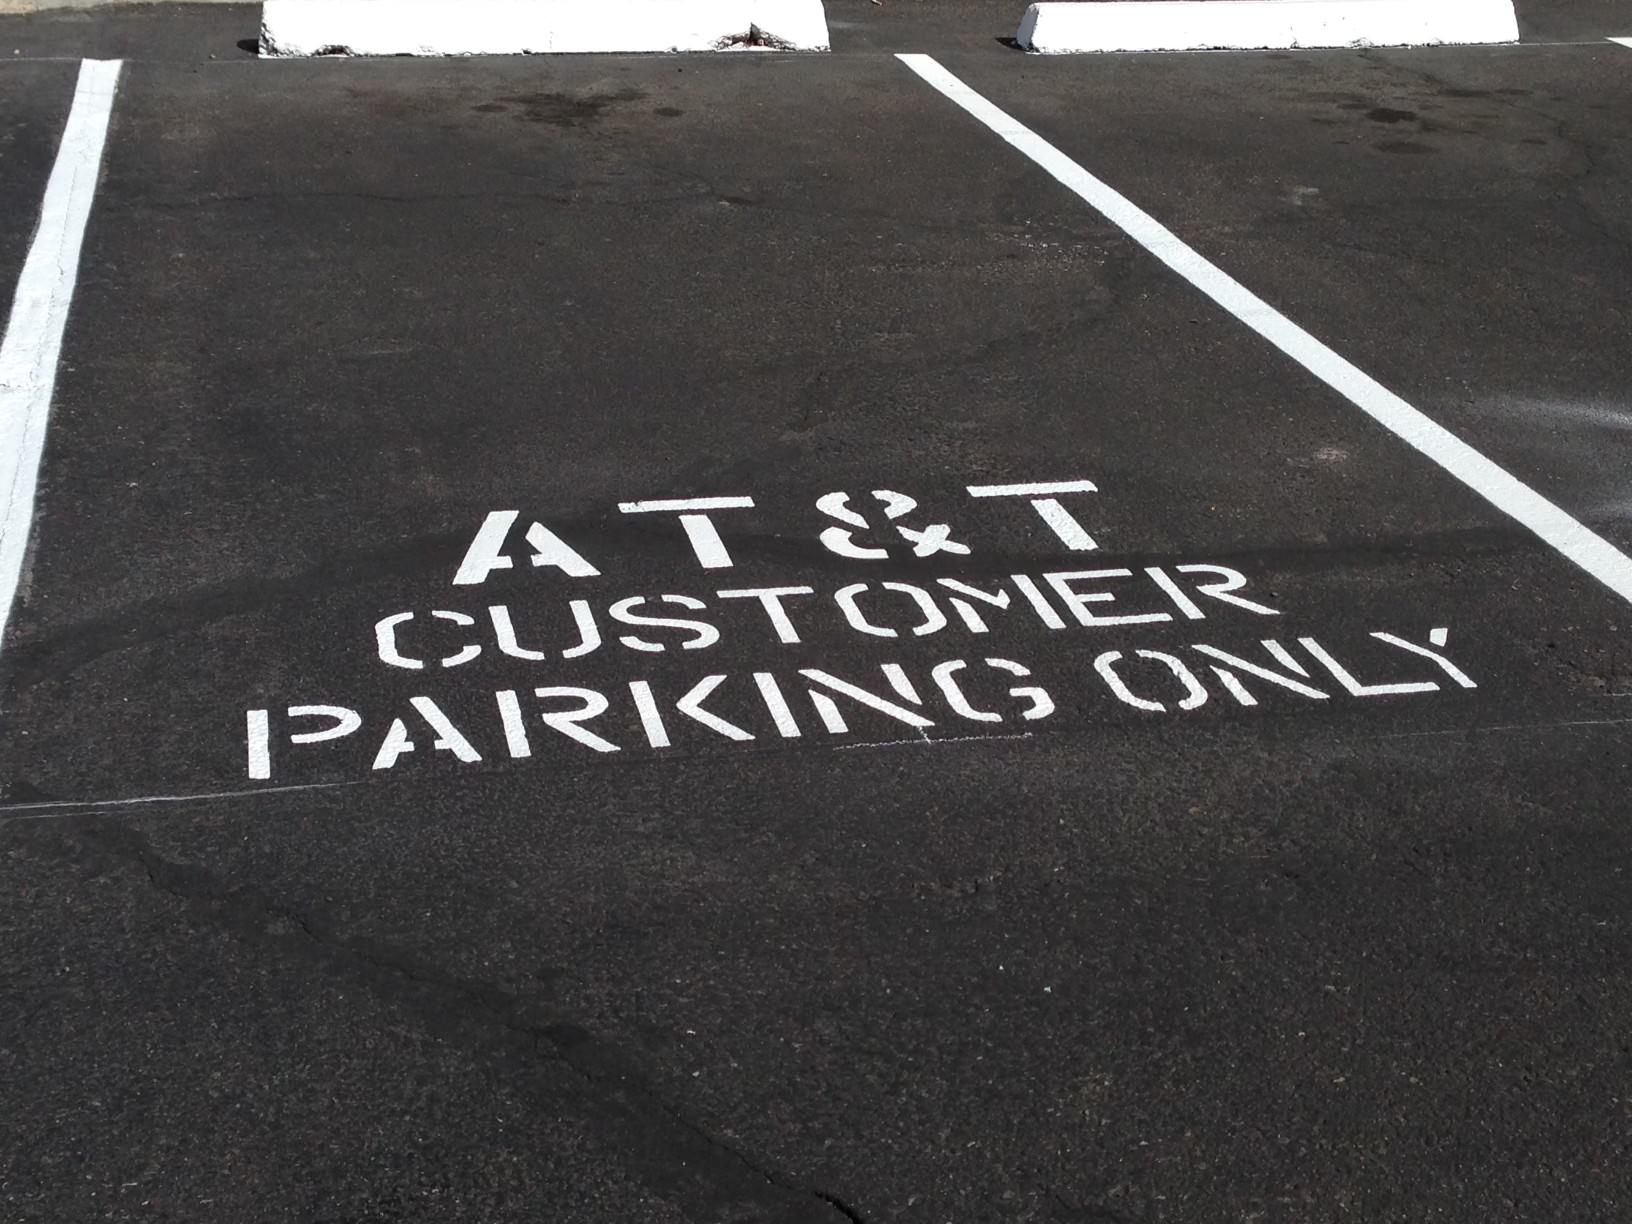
0 59 122 660
897 53 1632 606
260 0 830 57
1016 0 1519 54
1611 37 1632 50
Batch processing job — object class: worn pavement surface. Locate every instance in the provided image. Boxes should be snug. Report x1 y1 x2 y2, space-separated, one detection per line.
2 3 1631 1222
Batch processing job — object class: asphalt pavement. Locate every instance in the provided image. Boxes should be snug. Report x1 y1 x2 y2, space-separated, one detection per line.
0 61 75 297
2 4 1631 1222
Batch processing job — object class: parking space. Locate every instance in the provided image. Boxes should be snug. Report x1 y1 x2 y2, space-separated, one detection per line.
5 50 1622 801
3 10 1632 1223
942 40 1632 565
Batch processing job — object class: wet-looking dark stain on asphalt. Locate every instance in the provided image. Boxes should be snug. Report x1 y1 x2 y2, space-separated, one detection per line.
1366 107 1418 124
474 88 646 127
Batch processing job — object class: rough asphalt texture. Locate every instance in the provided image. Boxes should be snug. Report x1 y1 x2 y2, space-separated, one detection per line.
1 3 1630 1222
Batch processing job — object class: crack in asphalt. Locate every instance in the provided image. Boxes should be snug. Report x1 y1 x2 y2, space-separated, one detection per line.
67 818 867 1224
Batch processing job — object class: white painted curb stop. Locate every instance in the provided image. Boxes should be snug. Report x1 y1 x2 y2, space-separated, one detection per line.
1016 0 1520 53
260 0 830 57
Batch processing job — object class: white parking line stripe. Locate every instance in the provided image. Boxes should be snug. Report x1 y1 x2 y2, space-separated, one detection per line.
0 59 122 658
898 53 1632 607
967 480 1098 497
